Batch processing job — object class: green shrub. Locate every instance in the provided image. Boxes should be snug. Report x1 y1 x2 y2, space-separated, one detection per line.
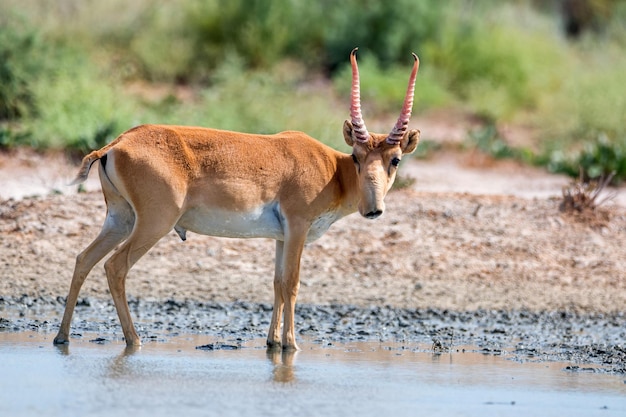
22 45 136 149
181 0 448 75
126 6 194 82
0 17 43 120
0 125 31 148
538 49 626 143
466 124 534 164
546 135 626 184
184 0 303 73
1 0 625 165
320 0 447 71
131 57 349 151
423 4 547 121
200 61 349 150
467 125 517 159
466 125 626 184
577 137 626 181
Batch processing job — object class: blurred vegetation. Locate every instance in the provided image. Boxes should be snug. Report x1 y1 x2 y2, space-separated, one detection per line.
1 0 625 181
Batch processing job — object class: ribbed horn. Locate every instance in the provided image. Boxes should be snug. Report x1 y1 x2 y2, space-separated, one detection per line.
349 48 369 143
387 53 419 145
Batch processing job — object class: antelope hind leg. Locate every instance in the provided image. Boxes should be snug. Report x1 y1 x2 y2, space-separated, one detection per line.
102 213 178 346
54 204 133 345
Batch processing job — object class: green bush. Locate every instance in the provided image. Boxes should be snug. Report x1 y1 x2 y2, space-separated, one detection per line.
466 126 626 184
0 125 31 148
466 124 535 164
126 6 194 82
423 3 555 121
0 17 43 120
123 57 349 151
577 137 626 181
1 0 625 165
22 44 137 149
545 135 626 184
319 0 447 71
184 0 305 73
182 0 448 75
536 48 626 143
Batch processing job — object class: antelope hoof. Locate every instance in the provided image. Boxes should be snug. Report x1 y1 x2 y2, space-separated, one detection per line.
282 341 300 352
53 334 69 345
266 339 282 351
124 336 142 347
283 345 299 352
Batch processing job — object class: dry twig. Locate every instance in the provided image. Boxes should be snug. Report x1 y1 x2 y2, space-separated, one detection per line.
560 169 616 213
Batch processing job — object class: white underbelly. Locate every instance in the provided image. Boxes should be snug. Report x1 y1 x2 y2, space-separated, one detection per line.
175 203 344 242
176 203 284 240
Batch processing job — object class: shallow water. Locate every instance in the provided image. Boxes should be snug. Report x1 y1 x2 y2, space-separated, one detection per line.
1 332 625 417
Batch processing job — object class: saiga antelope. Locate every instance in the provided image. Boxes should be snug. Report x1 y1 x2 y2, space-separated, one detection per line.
53 48 420 350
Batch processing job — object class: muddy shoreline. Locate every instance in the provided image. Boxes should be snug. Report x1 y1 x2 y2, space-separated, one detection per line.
2 158 626 377
1 295 624 374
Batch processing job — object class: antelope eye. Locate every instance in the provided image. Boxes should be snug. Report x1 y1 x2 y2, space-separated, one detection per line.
391 157 401 167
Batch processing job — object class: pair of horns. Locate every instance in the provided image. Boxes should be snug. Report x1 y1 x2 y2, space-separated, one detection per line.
350 47 419 145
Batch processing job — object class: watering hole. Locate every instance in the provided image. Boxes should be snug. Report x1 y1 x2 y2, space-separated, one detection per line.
1 330 625 417
1 299 625 416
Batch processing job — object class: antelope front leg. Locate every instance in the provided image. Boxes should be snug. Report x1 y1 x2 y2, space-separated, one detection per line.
279 228 306 351
267 240 284 349
281 275 301 351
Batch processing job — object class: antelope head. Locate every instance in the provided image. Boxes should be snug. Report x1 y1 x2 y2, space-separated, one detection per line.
343 48 421 219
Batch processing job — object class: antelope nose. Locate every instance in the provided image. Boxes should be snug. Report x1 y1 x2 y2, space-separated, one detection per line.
364 209 383 219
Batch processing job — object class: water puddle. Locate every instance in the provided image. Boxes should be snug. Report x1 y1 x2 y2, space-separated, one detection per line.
1 331 625 417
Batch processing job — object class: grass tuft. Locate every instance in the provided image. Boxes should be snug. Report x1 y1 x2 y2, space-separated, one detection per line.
560 170 615 213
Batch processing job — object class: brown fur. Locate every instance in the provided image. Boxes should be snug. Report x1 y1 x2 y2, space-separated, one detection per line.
54 50 421 350
53 123 418 350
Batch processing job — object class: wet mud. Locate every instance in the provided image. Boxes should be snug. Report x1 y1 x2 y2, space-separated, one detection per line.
1 295 624 374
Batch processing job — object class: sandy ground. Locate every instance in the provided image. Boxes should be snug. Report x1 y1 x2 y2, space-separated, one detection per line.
1 149 625 315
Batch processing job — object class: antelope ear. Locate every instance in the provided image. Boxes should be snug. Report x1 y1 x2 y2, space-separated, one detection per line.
401 129 420 154
343 120 355 147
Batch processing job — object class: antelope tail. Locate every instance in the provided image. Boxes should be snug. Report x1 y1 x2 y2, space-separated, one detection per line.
69 150 105 186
